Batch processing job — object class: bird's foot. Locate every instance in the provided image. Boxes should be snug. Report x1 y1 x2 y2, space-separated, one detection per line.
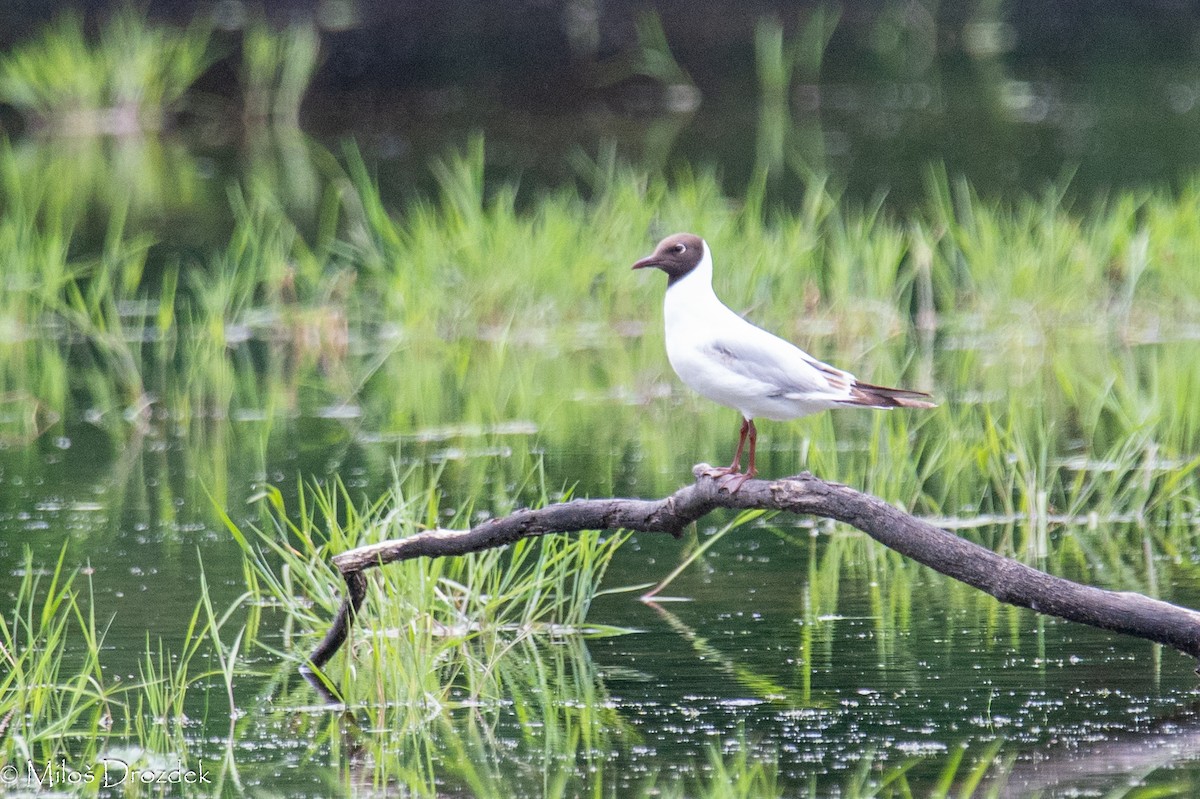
718 470 756 493
697 463 757 492
700 464 740 480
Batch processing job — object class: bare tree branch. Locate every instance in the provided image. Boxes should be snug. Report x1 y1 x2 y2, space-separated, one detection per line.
305 466 1200 680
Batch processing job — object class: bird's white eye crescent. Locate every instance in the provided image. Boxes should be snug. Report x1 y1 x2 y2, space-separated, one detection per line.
673 243 686 253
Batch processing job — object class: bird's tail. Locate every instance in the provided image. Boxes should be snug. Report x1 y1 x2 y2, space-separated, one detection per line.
841 380 937 410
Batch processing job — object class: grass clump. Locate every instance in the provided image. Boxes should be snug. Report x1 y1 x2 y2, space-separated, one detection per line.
219 471 634 793
0 548 112 764
229 472 630 691
0 546 259 772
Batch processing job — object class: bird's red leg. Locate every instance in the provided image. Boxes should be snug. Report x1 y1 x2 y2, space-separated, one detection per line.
745 420 757 478
723 420 757 492
728 417 750 472
702 417 749 478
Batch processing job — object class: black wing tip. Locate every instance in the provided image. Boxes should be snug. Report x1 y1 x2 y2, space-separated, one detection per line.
845 381 937 409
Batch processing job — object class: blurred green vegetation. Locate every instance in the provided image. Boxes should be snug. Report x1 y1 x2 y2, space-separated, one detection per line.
5 127 1200 527
0 8 215 134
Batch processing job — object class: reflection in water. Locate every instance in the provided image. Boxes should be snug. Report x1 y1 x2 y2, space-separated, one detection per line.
753 9 840 188
280 634 629 797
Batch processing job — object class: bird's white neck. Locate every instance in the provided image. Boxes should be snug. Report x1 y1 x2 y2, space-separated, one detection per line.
663 242 723 329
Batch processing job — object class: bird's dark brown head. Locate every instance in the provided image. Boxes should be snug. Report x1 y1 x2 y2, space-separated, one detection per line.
632 233 705 286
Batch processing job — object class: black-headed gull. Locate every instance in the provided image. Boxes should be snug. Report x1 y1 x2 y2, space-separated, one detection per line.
633 232 935 489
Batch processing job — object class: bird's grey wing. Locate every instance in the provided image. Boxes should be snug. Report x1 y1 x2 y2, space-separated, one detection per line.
703 329 853 399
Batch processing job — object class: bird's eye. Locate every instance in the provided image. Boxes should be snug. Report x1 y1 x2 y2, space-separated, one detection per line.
673 243 686 253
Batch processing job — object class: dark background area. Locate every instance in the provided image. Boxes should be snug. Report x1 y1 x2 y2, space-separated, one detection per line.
5 1 1200 207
